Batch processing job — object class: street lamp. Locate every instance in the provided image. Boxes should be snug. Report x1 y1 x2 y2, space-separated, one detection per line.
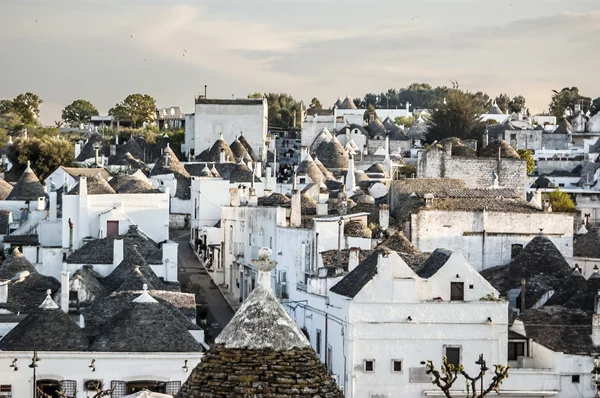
29 351 40 398
474 354 489 397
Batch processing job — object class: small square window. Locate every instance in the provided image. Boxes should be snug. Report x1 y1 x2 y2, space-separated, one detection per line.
445 346 461 367
364 360 375 372
572 375 580 383
392 360 403 373
469 284 474 289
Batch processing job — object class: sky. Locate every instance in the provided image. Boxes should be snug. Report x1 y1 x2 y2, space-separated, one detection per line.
1 0 599 125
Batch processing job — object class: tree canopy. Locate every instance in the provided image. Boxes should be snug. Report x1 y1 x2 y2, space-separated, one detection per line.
517 149 534 175
109 94 156 128
309 97 322 110
62 99 99 126
493 94 526 114
548 188 576 212
7 135 74 179
0 92 43 126
549 87 591 123
426 89 487 142
249 93 303 129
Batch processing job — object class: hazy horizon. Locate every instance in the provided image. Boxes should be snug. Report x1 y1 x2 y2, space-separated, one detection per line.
1 0 599 125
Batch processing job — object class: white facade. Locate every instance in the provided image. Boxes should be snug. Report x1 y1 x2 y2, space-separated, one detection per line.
0 351 201 398
283 251 514 398
334 107 411 130
409 209 574 270
185 98 268 161
58 178 170 251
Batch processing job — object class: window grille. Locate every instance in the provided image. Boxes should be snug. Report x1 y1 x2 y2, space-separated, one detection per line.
111 381 127 397
60 380 77 397
165 381 182 395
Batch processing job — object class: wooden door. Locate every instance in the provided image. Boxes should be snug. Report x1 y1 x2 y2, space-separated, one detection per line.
107 220 119 237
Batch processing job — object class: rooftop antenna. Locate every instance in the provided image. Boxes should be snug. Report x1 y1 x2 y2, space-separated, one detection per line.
204 84 207 98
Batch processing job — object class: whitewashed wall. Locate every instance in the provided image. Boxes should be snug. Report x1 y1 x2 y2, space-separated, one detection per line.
0 351 201 398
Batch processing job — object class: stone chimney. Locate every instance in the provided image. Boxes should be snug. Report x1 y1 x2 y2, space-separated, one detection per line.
348 247 360 272
60 270 70 313
593 290 600 345
533 187 542 210
424 193 434 208
300 146 309 162
229 188 240 207
346 154 356 194
219 149 226 164
252 247 277 290
379 204 390 230
492 170 499 188
443 141 452 157
110 145 116 156
0 281 7 304
74 142 82 159
542 199 552 213
290 189 301 227
482 130 489 148
111 239 124 270
79 176 88 197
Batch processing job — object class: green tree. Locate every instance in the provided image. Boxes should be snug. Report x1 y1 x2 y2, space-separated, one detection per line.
494 94 510 113
426 89 487 142
395 116 414 126
422 356 510 398
353 97 364 109
590 97 600 117
264 93 303 129
549 87 591 123
7 135 74 179
509 95 527 114
248 92 263 99
517 149 534 174
0 92 43 125
309 97 323 110
109 94 156 128
547 188 576 212
62 99 99 126
364 104 378 122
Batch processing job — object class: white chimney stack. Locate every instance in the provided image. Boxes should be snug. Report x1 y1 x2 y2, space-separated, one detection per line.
230 188 240 207
379 204 390 230
60 271 70 313
290 189 301 227
0 281 7 304
593 290 600 345
220 149 226 164
113 239 124 267
348 248 360 272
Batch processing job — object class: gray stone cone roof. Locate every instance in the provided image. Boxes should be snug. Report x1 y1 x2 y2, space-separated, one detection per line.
102 246 166 292
258 192 290 207
71 265 109 305
479 140 520 159
200 138 236 163
344 220 371 238
0 249 60 313
416 249 452 278
314 138 348 169
574 228 600 258
488 104 504 114
339 95 357 110
296 158 325 183
176 344 342 398
110 137 146 164
378 232 429 271
60 167 110 181
216 284 309 349
68 175 116 195
0 178 14 200
151 146 191 199
330 249 381 298
114 152 146 169
88 301 204 352
518 306 597 355
109 174 161 194
66 226 163 265
313 157 335 180
554 120 572 134
238 134 259 161
229 138 248 160
0 305 90 351
229 162 256 183
366 119 387 138
76 133 105 161
481 235 571 309
6 164 45 200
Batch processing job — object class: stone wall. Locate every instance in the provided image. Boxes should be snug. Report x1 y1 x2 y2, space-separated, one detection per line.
417 146 527 193
542 132 570 150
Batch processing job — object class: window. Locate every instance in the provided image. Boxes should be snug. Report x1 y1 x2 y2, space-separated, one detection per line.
300 177 306 184
363 359 375 372
249 233 252 246
445 346 461 367
392 360 403 373
508 341 526 361
572 375 580 383
316 329 322 355
194 198 198 218
450 282 464 301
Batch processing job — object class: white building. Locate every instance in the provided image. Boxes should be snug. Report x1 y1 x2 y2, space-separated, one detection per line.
184 97 268 162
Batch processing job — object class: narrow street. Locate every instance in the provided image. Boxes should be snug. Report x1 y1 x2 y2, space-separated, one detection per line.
171 229 235 342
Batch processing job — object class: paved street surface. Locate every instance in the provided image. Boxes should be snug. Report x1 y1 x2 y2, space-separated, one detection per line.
171 229 234 342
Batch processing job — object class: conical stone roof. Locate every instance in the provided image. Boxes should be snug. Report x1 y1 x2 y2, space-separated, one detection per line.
0 178 13 200
6 161 45 200
176 284 342 398
238 133 259 161
230 137 248 160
